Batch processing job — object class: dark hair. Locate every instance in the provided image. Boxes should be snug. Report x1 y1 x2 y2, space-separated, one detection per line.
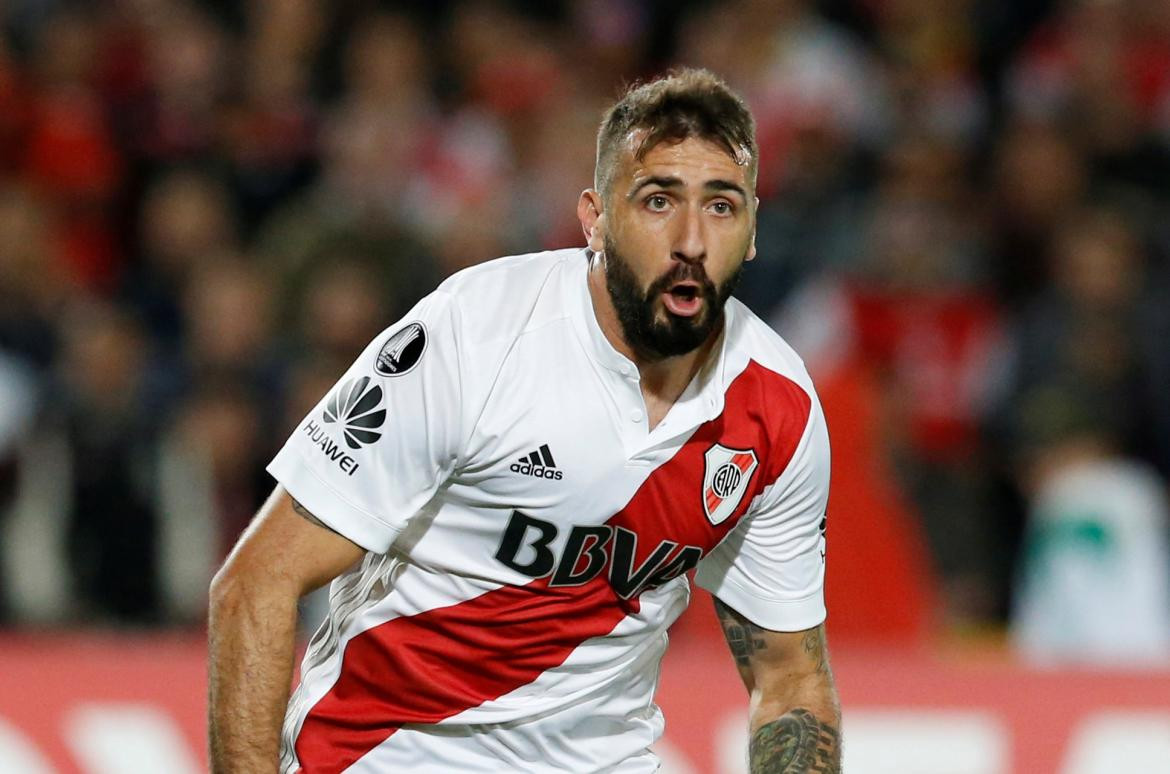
594 68 757 198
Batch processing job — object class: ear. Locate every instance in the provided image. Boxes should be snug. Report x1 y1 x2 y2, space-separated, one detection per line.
746 195 760 262
577 189 606 253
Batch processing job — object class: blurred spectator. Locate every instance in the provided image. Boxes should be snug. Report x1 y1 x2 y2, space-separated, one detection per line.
56 301 160 623
296 255 390 366
1007 0 1170 196
0 182 63 624
735 89 870 316
166 380 267 564
114 1 229 168
0 183 67 370
22 7 123 292
0 0 1166 644
875 0 988 145
680 0 890 200
510 93 607 250
0 351 37 622
122 167 239 348
987 119 1088 307
996 207 1162 471
221 0 322 227
1010 385 1170 666
781 134 1010 625
184 258 274 375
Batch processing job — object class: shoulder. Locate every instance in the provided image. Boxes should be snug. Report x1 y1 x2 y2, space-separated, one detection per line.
724 297 819 404
719 302 831 514
720 298 827 474
434 248 582 346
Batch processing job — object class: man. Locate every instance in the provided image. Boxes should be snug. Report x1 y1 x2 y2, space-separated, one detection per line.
209 68 840 773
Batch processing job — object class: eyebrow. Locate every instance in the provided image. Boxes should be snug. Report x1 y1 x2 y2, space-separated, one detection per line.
627 175 748 201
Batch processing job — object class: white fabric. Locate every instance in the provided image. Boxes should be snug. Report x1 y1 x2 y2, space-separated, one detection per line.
268 248 830 772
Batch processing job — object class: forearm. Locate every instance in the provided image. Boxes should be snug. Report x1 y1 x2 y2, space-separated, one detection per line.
208 577 300 773
711 599 842 774
749 670 841 773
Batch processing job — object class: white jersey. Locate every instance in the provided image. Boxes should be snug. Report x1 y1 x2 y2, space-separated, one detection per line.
267 248 830 773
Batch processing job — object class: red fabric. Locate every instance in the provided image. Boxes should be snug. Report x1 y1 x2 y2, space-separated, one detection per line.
849 287 1001 460
23 91 121 199
1128 39 1170 116
294 361 812 771
1014 17 1170 121
57 213 118 292
473 52 562 116
21 90 123 290
0 58 30 173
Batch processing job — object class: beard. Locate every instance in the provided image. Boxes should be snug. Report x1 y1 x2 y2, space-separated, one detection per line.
602 234 743 361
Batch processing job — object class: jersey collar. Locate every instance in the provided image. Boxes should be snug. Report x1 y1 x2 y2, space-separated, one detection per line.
565 249 733 428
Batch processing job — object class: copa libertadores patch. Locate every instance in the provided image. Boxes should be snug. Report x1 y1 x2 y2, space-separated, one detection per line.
375 322 427 377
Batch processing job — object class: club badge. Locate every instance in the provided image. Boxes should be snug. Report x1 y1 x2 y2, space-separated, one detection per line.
702 444 759 526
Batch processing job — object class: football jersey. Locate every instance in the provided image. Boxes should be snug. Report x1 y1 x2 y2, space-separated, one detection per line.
267 248 830 774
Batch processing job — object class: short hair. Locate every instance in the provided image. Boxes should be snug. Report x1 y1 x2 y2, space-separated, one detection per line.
594 68 758 198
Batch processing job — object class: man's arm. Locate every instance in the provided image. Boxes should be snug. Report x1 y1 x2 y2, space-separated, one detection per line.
208 485 365 773
713 597 841 773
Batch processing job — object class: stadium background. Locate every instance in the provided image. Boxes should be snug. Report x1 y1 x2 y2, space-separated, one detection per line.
1 0 1169 771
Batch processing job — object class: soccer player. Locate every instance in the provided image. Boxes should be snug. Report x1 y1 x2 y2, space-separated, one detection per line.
209 68 840 773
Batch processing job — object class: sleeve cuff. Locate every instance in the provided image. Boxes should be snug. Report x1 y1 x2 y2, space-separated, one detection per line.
694 566 826 632
267 447 401 554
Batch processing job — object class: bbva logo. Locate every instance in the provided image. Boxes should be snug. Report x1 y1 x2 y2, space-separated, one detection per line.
493 511 702 599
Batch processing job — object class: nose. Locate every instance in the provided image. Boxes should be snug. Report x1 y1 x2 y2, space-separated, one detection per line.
671 204 706 264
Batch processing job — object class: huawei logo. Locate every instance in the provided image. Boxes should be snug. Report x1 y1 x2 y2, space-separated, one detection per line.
323 376 387 449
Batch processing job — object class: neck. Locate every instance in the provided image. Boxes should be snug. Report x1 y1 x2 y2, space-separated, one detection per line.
586 253 721 403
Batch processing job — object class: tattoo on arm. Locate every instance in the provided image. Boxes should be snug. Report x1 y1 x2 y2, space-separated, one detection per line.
713 602 840 770
750 708 840 774
713 598 768 668
801 626 830 676
290 498 337 534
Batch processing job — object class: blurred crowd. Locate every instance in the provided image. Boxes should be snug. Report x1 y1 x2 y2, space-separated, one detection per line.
1 0 1168 659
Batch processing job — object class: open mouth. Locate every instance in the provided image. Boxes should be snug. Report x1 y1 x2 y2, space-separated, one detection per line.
661 281 704 317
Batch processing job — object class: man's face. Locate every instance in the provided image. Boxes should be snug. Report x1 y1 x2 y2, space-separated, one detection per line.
599 134 756 361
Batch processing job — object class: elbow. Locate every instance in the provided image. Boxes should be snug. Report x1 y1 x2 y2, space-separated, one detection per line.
208 556 302 622
208 556 256 618
208 563 238 618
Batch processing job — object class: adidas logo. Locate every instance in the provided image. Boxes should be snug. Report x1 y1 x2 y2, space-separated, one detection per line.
510 444 563 480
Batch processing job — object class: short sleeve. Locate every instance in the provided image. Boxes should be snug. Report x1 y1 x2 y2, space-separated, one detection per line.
694 397 830 631
267 290 465 553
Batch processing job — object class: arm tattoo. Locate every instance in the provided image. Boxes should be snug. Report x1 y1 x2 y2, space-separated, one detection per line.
750 708 840 773
290 498 337 534
713 598 768 668
801 627 830 676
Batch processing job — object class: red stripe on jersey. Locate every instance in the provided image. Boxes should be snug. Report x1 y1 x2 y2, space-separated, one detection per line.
294 361 811 772
732 452 755 472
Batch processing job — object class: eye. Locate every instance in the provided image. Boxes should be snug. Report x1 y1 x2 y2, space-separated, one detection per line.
646 194 670 211
709 200 734 216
